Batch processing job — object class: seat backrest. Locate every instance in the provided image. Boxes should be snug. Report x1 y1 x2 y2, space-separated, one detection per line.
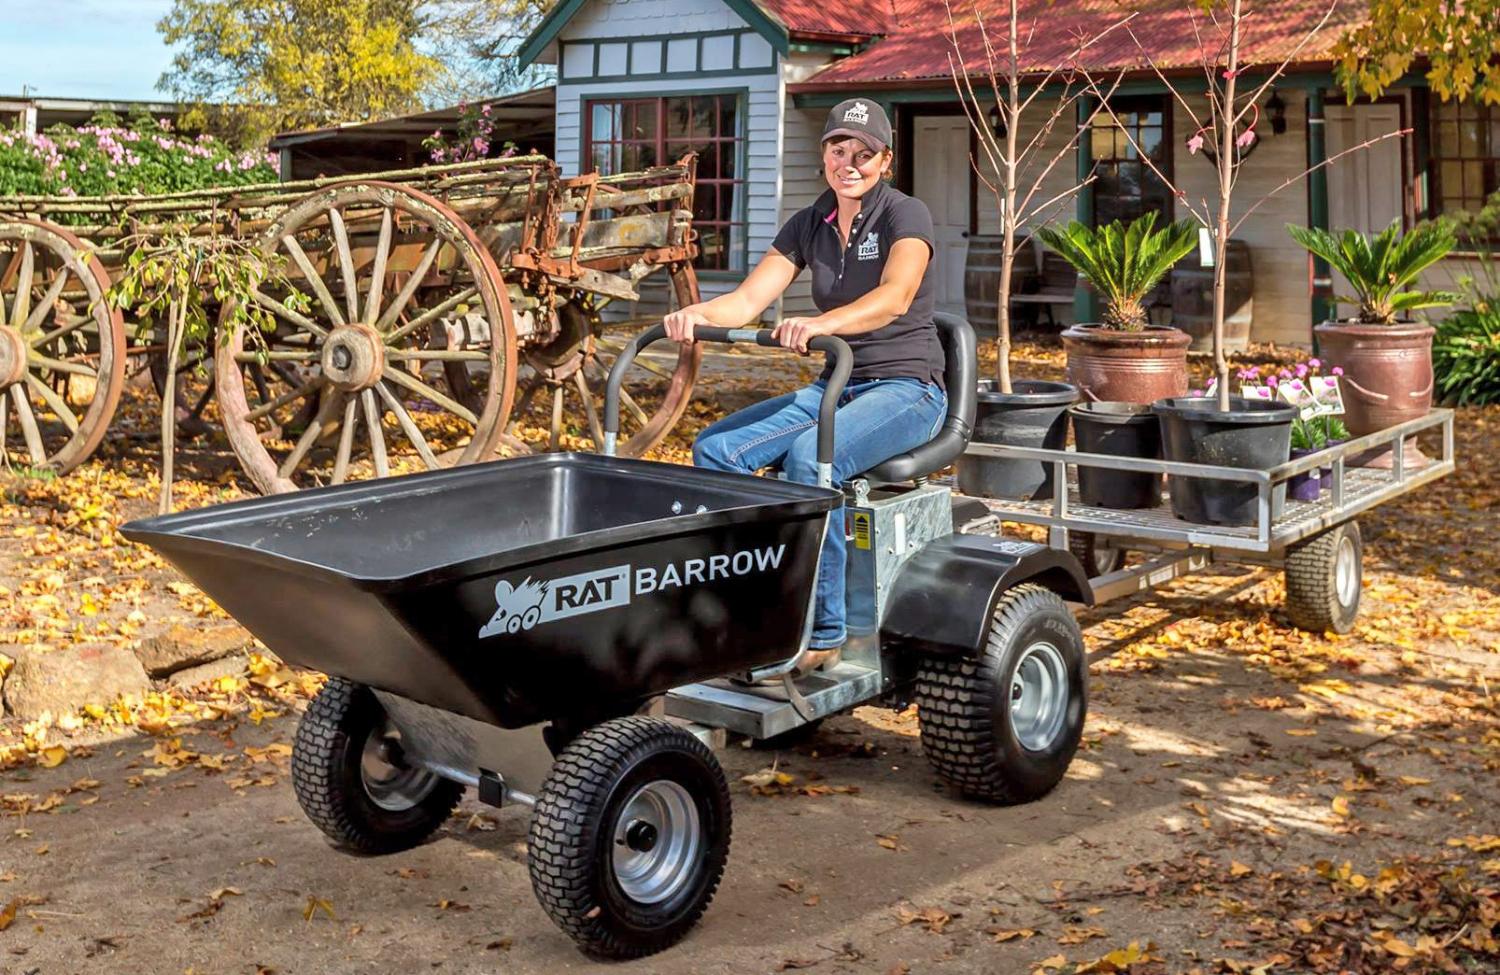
862 311 978 483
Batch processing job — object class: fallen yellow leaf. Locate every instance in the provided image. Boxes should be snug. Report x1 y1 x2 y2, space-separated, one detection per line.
37 747 67 768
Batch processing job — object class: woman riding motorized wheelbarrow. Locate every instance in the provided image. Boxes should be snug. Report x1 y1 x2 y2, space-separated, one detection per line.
666 98 948 671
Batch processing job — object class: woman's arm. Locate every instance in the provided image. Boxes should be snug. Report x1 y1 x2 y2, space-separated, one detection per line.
773 238 930 352
663 250 800 342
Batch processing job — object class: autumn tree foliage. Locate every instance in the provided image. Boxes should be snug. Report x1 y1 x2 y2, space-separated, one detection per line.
157 0 442 146
1335 0 1500 105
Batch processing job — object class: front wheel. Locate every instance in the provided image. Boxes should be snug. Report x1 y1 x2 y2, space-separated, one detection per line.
1284 520 1362 633
291 678 463 854
915 583 1087 803
527 716 731 959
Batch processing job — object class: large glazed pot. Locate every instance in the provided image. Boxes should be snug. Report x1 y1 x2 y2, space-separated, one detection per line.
955 379 1076 500
1153 396 1296 527
1313 322 1434 437
1061 325 1191 405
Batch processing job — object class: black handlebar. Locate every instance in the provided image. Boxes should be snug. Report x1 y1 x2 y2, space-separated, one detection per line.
602 325 853 482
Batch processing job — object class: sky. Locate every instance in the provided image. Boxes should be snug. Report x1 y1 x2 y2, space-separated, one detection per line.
0 0 177 102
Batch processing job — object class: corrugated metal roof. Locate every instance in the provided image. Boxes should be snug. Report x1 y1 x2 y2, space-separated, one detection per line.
791 0 1361 87
755 0 895 38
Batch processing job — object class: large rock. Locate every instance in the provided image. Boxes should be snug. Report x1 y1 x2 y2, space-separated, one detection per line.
167 653 251 690
134 623 249 678
3 644 151 721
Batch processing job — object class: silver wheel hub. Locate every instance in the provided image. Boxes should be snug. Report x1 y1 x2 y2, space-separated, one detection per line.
359 722 440 812
1335 534 1359 607
612 780 700 905
1010 641 1069 752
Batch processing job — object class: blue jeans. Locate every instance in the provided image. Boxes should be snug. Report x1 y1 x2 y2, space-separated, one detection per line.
693 378 947 648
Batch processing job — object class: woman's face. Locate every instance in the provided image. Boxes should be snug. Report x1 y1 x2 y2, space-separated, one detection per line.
822 138 890 201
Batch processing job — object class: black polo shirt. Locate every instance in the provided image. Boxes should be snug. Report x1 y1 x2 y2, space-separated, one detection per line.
771 181 945 389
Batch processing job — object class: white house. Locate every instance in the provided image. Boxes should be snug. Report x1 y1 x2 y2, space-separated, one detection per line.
519 0 1497 344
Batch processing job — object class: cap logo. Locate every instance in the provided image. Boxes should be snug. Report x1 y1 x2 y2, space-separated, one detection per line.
843 101 870 125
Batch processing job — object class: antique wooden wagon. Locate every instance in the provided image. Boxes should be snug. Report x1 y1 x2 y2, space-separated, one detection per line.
0 155 703 492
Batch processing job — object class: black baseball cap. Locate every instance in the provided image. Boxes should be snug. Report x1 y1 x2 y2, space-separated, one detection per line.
822 98 892 153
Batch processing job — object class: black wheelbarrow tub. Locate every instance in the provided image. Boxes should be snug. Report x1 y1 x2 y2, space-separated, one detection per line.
122 453 840 729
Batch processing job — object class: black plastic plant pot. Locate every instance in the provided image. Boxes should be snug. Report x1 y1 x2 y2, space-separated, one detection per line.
1068 403 1164 509
1152 396 1297 527
955 379 1076 500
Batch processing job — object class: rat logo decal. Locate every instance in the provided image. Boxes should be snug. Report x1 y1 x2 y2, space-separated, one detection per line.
477 577 550 637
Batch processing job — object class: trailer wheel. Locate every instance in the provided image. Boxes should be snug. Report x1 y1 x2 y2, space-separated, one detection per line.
528 716 731 959
291 678 463 855
1068 532 1124 577
1284 520 1362 634
915 583 1087 804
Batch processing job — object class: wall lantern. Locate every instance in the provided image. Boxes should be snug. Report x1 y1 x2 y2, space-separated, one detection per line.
987 103 1005 138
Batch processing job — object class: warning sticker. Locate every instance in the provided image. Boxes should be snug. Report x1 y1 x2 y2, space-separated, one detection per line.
851 511 872 550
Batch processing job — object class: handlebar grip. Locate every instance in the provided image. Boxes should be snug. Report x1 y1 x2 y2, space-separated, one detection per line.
602 324 853 487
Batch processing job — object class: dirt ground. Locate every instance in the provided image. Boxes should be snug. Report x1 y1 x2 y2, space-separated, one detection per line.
2 340 1497 975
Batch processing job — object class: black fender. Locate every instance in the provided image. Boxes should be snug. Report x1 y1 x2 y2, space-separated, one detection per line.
880 535 1093 658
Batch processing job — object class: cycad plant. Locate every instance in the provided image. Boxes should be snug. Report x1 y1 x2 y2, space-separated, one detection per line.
1286 220 1460 323
1036 213 1199 330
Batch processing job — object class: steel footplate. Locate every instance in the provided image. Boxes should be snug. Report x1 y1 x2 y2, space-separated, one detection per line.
663 662 881 740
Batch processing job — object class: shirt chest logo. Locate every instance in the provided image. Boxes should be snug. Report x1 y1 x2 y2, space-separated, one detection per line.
856 231 880 261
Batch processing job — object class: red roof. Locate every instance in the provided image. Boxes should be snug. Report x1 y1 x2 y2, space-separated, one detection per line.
756 0 895 38
788 0 1363 89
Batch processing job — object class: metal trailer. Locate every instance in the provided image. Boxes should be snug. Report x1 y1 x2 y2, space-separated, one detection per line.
123 315 1099 959
0 155 704 488
952 408 1457 633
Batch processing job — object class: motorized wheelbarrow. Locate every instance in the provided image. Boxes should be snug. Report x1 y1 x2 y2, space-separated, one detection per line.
121 317 1094 959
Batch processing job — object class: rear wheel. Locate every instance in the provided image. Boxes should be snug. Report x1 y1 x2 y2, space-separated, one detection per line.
291 678 463 854
528 716 731 959
1068 531 1124 578
1284 520 1362 634
915 584 1087 803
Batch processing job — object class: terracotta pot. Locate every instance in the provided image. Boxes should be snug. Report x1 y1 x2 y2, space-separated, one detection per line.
1313 321 1434 437
1061 325 1191 405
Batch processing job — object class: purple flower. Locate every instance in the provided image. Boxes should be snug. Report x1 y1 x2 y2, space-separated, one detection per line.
1332 366 1344 376
1267 374 1280 387
1189 388 1204 397
1308 358 1321 369
1295 363 1309 378
1187 133 1205 155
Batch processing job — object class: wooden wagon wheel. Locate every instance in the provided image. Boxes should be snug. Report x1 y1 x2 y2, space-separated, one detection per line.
0 220 126 473
216 181 517 494
475 261 702 457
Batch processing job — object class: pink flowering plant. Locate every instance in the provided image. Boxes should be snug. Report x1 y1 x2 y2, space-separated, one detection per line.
421 101 518 164
1236 361 1350 449
0 112 276 204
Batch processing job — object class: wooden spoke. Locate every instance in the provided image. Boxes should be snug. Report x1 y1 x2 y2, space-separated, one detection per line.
618 385 652 428
360 388 389 477
28 353 97 378
9 243 34 327
21 270 70 336
327 208 359 322
332 395 358 485
244 373 323 423
381 363 479 425
276 399 332 479
249 288 330 340
25 374 79 434
0 391 9 464
373 239 442 332
32 311 95 350
232 349 319 363
384 286 476 346
280 234 346 328
574 370 604 445
375 381 440 470
11 387 46 466
549 384 564 451
363 208 393 324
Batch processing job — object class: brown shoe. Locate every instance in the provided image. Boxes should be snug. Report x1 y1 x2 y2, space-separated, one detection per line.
792 645 842 677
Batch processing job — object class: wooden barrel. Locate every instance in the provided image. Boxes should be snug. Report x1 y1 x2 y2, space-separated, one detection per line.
964 235 1037 334
1170 239 1254 353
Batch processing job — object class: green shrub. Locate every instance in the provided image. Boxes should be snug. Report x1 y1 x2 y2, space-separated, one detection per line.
1433 300 1500 406
0 111 278 201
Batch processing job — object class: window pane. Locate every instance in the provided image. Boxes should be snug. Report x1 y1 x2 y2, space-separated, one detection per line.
719 140 737 179
1460 120 1481 156
665 98 693 140
1091 123 1117 159
1440 160 1464 200
1438 121 1459 157
1465 161 1484 195
627 101 657 141
1140 126 1164 160
590 144 611 174
591 103 618 142
718 96 739 139
692 98 715 137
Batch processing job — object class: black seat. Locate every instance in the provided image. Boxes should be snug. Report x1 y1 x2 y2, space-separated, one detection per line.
862 312 977 483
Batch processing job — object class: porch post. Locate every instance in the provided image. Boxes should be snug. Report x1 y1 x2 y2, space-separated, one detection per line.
1306 88 1333 328
1074 95 1099 323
